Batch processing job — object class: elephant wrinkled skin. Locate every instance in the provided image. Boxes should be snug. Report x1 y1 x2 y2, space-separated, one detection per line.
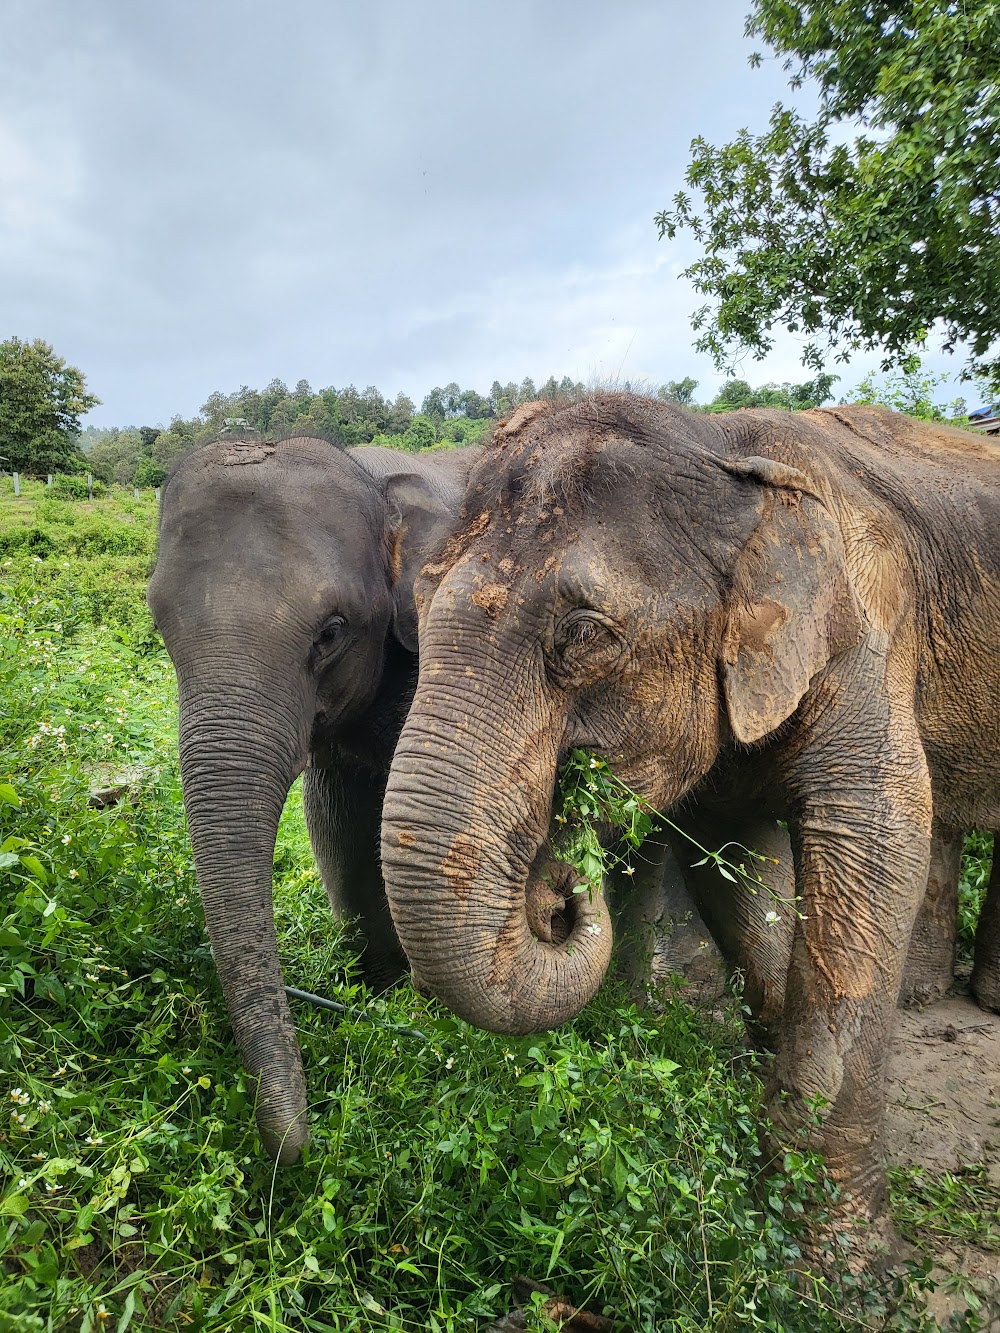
147 436 476 1163
380 395 1000 1266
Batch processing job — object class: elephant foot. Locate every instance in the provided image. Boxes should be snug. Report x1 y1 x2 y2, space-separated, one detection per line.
793 1211 901 1288
899 825 961 1009
898 957 954 1009
971 960 1000 1013
359 942 409 995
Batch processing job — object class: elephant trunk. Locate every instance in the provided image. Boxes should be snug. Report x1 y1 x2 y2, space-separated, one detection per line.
380 643 612 1035
178 672 310 1163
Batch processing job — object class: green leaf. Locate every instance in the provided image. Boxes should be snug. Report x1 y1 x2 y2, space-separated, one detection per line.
0 784 21 808
19 856 47 882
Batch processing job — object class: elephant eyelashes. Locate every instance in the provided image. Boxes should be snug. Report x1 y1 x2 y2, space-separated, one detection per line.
312 615 349 659
549 611 624 685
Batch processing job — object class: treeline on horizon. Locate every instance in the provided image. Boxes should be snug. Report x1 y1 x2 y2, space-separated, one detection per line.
76 371 840 490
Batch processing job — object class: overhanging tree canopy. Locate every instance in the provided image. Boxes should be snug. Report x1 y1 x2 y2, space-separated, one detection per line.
656 0 1000 389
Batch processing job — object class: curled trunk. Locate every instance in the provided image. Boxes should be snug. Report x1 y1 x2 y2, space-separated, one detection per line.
381 659 611 1035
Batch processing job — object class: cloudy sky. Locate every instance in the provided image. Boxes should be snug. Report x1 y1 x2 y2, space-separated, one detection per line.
1 1 959 428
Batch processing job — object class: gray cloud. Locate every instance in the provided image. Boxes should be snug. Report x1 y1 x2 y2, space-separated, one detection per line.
2 0 917 426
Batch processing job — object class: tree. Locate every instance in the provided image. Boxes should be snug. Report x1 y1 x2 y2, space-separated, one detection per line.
658 377 699 406
404 416 437 451
703 374 837 413
847 354 975 423
87 428 142 485
388 392 415 435
0 337 98 473
656 1 1000 388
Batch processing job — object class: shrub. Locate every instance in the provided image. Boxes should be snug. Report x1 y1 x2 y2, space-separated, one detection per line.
50 474 107 500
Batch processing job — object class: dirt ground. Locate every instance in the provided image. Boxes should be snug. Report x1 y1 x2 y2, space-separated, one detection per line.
885 993 1000 1327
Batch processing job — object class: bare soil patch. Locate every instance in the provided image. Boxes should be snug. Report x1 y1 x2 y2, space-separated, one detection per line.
885 993 1000 1326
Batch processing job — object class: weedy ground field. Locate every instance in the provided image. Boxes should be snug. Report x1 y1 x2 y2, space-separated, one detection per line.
0 477 997 1332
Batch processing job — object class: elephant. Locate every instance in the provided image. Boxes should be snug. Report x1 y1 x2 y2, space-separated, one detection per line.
147 434 478 1164
379 394 1000 1267
619 820 989 1020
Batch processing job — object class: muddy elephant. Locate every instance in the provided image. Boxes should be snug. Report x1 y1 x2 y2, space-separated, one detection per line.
147 435 477 1163
623 820 993 1021
380 395 1000 1266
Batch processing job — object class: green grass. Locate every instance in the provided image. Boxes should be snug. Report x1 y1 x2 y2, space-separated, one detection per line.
0 487 992 1331
890 1164 1000 1252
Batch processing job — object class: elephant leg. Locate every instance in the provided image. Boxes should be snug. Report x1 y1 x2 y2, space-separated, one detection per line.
302 763 408 992
668 814 795 1037
610 838 726 1004
899 823 961 1007
971 837 1000 1012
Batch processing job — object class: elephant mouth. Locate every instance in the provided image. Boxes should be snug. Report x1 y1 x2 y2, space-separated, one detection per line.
524 850 589 946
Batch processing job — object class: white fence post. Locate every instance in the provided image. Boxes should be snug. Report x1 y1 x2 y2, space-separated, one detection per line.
87 474 93 500
155 487 161 502
13 473 20 496
47 475 53 487
133 488 140 500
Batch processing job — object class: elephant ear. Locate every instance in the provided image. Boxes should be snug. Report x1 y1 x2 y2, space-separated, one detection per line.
384 474 455 653
720 456 866 745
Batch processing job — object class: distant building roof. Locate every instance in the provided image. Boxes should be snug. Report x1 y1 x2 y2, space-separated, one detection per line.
970 406 1000 434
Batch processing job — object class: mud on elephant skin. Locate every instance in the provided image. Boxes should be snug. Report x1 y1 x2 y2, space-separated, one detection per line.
380 393 1000 1269
147 435 478 1164
619 821 996 1024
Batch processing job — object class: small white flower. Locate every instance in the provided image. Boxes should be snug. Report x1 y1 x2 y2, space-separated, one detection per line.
37 1100 51 1114
45 1182 60 1193
61 834 71 845
589 757 599 769
764 909 780 925
85 972 98 981
622 865 635 877
586 923 603 937
32 1152 47 1161
17 1177 28 1189
182 1066 191 1074
445 1056 454 1070
85 1135 104 1145
69 870 78 879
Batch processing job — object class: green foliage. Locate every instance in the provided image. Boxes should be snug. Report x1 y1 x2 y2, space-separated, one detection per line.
658 377 700 406
656 0 1000 388
49 476 106 501
704 374 838 413
553 750 793 918
0 496 978 1330
846 355 983 424
0 339 99 475
890 1163 1000 1252
958 833 994 964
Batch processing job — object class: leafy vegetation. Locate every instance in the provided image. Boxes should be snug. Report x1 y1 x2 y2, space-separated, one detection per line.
656 0 1000 388
77 374 590 491
0 339 99 476
0 482 992 1330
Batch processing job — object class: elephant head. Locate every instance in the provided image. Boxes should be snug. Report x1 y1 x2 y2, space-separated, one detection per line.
381 395 864 1034
148 436 457 1162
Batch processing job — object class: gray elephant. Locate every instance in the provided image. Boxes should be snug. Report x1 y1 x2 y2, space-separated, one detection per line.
147 435 477 1163
380 394 1000 1268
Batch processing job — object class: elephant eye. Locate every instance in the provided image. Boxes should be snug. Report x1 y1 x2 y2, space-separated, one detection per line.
549 610 623 684
314 615 349 653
